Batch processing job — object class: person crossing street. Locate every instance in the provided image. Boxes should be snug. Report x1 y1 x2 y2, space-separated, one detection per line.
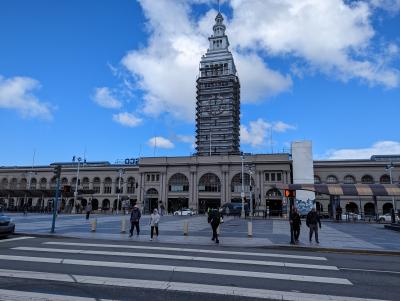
306 207 321 244
129 204 141 237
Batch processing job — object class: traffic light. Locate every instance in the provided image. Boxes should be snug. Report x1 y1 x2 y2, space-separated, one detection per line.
53 165 62 178
284 189 296 198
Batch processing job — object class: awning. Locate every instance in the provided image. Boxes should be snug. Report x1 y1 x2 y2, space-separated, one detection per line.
273 184 400 196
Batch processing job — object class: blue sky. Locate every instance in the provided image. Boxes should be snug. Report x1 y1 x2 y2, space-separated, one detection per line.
1 0 399 166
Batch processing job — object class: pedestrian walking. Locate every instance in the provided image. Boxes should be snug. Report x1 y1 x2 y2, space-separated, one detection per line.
129 204 141 237
85 202 92 220
149 208 160 241
289 206 295 244
208 208 221 244
306 208 321 243
292 207 301 243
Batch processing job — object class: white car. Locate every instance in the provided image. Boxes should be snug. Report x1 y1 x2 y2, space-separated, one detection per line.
378 213 399 223
341 212 362 221
173 209 194 216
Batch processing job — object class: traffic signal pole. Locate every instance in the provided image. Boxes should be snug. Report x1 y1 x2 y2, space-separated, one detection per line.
51 165 61 233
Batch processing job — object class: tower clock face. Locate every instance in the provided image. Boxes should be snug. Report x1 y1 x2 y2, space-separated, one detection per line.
209 95 224 116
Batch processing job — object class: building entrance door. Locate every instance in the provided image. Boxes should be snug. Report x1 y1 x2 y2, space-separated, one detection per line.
267 199 283 216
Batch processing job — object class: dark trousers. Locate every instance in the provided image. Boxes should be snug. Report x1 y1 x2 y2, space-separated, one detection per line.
211 223 219 242
309 224 319 242
86 211 90 220
130 221 140 235
151 226 159 238
293 226 300 241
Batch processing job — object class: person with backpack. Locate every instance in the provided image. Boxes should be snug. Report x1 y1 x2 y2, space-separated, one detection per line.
129 204 141 237
208 208 221 244
306 207 321 243
149 208 160 241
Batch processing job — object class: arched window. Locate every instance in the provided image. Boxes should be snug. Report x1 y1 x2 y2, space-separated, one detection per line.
39 178 47 189
115 177 124 194
10 178 18 189
50 177 57 189
82 177 90 190
382 202 393 214
344 175 356 184
380 174 391 184
61 177 68 187
361 175 374 184
326 175 338 184
19 178 27 189
168 173 189 192
314 176 321 184
198 173 221 192
1 178 8 189
93 177 101 194
266 188 282 198
127 177 136 194
231 173 253 192
30 178 37 190
147 188 158 195
104 177 112 194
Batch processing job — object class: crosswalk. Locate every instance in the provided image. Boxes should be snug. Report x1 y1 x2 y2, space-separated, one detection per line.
0 236 392 301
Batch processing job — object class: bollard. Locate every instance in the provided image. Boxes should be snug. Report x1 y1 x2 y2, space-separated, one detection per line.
183 221 189 236
121 217 127 233
247 221 253 237
91 218 97 232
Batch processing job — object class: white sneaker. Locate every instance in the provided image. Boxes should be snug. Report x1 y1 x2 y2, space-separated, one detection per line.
150 238 153 241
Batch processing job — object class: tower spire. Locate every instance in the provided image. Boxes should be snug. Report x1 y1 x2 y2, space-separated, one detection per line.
218 0 220 12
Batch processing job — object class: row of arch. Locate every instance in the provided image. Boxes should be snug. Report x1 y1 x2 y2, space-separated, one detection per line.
341 202 394 215
314 174 396 184
1 173 257 194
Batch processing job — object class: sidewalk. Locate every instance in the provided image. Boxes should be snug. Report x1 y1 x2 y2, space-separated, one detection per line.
9 213 400 253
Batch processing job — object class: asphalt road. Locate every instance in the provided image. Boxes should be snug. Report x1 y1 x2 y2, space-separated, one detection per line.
0 235 399 301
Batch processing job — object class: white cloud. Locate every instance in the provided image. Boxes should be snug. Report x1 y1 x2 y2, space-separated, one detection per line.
177 134 196 149
229 0 399 88
241 118 295 147
93 87 122 109
0 75 52 120
326 141 400 159
112 112 142 127
147 136 175 149
369 0 400 13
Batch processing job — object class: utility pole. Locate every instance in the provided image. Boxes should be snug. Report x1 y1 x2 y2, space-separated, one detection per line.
51 165 61 233
71 156 82 214
241 154 245 218
385 162 396 223
117 168 125 214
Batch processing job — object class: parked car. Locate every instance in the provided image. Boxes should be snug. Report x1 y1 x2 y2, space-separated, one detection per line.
378 213 399 223
220 203 249 216
0 212 15 238
174 208 194 216
341 212 362 221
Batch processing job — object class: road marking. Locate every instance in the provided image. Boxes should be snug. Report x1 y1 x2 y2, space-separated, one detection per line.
0 269 387 301
340 267 400 275
0 237 34 243
0 254 351 285
13 246 338 270
43 241 327 261
0 289 114 301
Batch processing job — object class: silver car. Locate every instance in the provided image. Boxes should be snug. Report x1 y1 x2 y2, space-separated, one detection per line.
0 212 15 238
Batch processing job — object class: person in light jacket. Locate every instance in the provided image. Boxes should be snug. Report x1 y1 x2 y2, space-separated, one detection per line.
149 208 160 241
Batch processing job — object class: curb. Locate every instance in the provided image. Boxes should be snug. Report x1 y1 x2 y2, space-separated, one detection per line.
14 232 400 256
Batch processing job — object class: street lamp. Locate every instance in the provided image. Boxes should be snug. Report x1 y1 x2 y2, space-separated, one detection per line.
385 162 396 222
71 156 82 214
241 155 245 218
116 168 125 215
246 164 255 221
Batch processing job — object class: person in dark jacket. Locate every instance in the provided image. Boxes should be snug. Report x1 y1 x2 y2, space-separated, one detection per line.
292 207 301 243
208 208 221 244
306 208 321 243
129 205 141 237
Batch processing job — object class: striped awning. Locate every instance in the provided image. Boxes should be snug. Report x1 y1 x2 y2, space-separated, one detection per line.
273 184 400 196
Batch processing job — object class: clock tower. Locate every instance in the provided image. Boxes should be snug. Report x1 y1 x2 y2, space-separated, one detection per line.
195 12 240 156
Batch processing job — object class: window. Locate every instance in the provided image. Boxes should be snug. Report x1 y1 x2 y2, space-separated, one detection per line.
168 173 189 192
39 178 47 189
380 174 391 184
146 173 160 182
361 175 374 184
326 175 338 184
127 177 136 194
104 177 112 194
115 177 124 194
82 177 90 190
314 176 321 184
199 173 221 192
147 175 150 182
231 173 253 193
265 172 283 183
93 177 101 194
344 175 356 184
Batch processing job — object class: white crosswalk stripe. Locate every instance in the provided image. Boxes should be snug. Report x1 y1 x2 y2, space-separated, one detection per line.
0 236 33 243
43 241 328 260
13 246 338 270
0 269 388 301
0 239 390 301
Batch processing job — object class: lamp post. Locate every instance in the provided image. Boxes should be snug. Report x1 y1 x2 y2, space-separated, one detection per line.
246 164 255 237
116 168 125 215
385 162 396 222
71 156 82 214
241 155 245 218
